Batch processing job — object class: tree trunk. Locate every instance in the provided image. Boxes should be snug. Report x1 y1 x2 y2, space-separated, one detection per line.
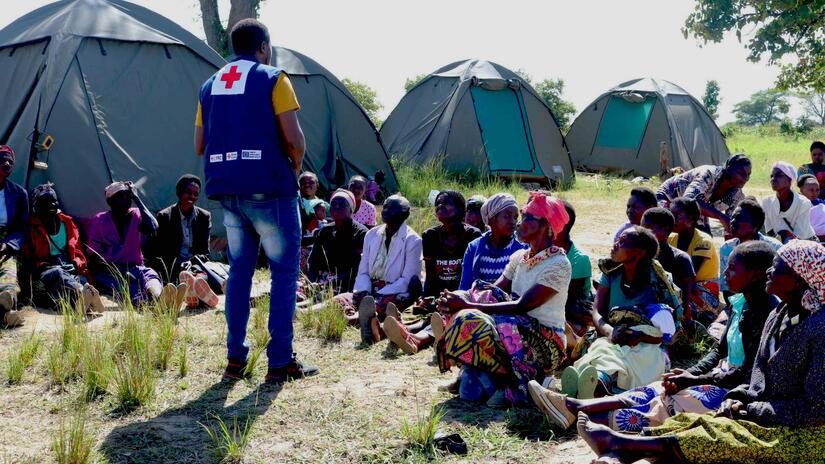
228 0 262 31
198 0 228 56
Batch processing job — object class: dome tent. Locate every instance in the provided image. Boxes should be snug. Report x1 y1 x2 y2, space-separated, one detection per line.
380 59 573 185
0 0 225 225
566 78 729 176
271 46 398 193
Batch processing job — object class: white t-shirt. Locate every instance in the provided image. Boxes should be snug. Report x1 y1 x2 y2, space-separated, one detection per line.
503 248 571 330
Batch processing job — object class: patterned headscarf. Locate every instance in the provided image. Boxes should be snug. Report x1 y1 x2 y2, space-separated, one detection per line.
0 145 15 162
330 189 356 212
480 193 517 226
777 240 825 313
524 191 569 236
104 181 130 199
771 161 797 185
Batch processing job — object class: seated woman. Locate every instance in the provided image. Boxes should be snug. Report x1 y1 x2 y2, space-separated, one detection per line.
348 175 377 228
530 241 778 432
554 201 593 342
458 193 527 290
564 227 681 400
762 161 816 243
0 146 29 327
436 193 571 407
306 189 368 294
338 195 421 344
25 184 103 314
669 197 722 324
656 153 751 234
575 240 825 464
382 190 480 354
145 174 220 309
87 181 181 307
464 195 487 232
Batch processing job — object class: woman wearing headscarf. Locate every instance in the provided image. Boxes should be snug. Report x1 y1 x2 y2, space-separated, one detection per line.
25 184 104 314
656 154 752 234
574 240 825 464
762 161 816 243
436 193 571 407
306 189 368 293
458 193 527 290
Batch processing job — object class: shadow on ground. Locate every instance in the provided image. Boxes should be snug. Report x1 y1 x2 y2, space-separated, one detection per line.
99 379 281 463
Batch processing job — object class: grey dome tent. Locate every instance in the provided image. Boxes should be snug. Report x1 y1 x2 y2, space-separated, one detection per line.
0 0 223 225
566 78 729 176
271 46 398 193
380 59 573 185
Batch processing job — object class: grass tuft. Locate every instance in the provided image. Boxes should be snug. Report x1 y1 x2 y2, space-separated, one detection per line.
401 402 445 451
200 413 254 464
52 410 95 464
297 287 347 343
5 330 43 384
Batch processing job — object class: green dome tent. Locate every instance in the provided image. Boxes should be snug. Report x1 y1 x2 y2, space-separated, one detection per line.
380 59 573 185
271 46 398 193
0 0 225 226
566 78 729 176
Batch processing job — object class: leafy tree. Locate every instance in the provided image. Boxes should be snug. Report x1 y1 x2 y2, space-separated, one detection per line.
799 92 825 125
683 0 825 91
702 80 721 120
342 78 383 127
198 0 265 57
404 74 428 92
732 89 790 125
533 79 577 131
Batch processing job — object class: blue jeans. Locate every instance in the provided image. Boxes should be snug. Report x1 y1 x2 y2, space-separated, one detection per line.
220 195 300 368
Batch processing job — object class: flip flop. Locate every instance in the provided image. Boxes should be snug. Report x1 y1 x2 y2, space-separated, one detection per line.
576 365 598 400
430 313 446 341
560 366 579 398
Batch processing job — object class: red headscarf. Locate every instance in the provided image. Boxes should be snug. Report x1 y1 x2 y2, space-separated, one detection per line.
0 145 15 163
524 192 569 236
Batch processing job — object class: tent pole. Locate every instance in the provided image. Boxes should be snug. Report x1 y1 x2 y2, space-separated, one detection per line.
24 96 42 190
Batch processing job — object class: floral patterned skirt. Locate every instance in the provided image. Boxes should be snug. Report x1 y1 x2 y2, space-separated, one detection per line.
607 381 727 433
436 309 566 404
647 413 825 464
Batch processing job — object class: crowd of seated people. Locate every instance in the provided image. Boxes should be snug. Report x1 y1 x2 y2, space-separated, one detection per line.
2 136 825 462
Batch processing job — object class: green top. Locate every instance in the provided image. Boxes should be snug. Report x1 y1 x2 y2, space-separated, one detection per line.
48 222 67 257
568 242 592 296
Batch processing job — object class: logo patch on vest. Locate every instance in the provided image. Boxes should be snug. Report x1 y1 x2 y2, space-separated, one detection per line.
211 60 255 96
241 150 262 160
209 154 223 163
226 151 238 161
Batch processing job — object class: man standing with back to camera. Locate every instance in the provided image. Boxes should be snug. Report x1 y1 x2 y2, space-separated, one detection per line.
194 18 318 383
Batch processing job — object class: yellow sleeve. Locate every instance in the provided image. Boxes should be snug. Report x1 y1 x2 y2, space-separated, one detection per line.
272 74 300 115
691 236 714 259
195 103 202 128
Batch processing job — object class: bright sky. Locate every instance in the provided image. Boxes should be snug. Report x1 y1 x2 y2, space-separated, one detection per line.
2 0 787 123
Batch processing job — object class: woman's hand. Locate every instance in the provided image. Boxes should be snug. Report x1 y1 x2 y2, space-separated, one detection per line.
715 399 745 419
436 291 470 314
662 369 699 394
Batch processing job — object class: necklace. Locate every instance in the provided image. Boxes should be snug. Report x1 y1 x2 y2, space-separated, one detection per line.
521 247 560 269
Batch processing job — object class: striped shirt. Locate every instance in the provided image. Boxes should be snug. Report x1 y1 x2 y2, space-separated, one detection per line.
459 231 527 290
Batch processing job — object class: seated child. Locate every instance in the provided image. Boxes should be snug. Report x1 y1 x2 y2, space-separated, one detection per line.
668 197 722 324
0 145 30 327
762 161 816 242
614 187 658 243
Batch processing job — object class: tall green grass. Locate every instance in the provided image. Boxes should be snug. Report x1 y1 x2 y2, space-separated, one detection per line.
5 330 43 384
53 410 95 464
297 285 347 343
200 413 254 464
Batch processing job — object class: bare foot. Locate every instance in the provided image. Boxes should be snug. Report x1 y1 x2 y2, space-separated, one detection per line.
577 412 618 458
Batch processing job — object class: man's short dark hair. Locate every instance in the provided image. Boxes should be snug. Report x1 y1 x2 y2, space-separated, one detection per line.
810 140 825 152
630 187 658 208
735 198 766 231
730 241 775 274
671 197 701 222
641 207 675 231
176 174 202 197
230 19 270 56
797 173 818 189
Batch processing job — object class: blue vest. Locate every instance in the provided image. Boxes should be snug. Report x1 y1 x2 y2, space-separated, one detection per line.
199 57 297 199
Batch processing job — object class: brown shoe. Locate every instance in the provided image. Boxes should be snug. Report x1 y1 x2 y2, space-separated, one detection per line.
385 302 400 321
528 380 575 429
3 309 24 328
383 316 418 354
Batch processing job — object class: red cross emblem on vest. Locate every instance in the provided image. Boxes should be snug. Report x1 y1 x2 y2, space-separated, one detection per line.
220 65 243 89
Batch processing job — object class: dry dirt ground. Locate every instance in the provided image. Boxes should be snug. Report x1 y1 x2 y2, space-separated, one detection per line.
0 180 745 464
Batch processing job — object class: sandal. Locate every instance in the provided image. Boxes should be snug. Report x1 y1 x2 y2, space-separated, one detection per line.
383 316 418 354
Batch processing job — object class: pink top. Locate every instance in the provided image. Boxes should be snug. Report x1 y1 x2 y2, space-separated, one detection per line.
87 208 144 266
353 200 377 227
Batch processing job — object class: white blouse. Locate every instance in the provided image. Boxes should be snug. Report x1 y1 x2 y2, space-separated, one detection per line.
503 248 571 330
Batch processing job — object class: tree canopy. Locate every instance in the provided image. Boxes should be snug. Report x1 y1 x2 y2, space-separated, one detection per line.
702 80 721 120
683 0 824 91
732 89 790 125
533 79 577 131
799 92 825 125
342 78 383 127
